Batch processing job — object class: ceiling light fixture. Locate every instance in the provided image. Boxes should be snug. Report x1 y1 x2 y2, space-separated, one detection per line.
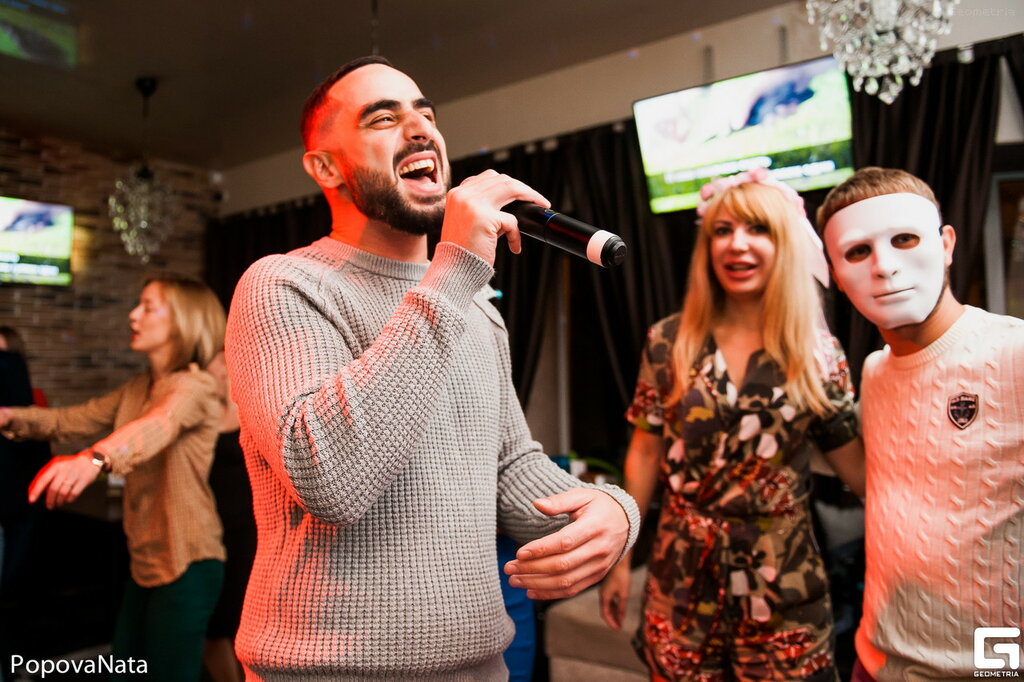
806 0 959 104
370 0 380 55
108 76 177 262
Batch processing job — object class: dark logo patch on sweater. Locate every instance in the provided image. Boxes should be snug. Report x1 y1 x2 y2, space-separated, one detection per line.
947 392 978 429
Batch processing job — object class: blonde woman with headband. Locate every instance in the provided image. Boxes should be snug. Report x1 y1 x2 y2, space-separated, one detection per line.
0 273 226 681
599 168 864 681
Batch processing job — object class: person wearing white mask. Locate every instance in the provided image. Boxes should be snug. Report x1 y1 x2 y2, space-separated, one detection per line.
819 167 1024 681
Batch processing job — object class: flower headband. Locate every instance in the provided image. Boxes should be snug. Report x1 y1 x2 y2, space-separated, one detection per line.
696 167 829 287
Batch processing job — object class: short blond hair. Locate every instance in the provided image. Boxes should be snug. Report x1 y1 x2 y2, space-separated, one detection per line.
143 273 225 372
817 167 940 235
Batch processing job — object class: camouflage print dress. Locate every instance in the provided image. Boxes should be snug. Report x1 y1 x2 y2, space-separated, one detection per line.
626 314 857 682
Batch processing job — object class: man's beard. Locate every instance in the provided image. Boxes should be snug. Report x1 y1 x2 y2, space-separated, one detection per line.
345 163 448 238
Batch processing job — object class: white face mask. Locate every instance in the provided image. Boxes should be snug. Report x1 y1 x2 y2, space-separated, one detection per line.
824 193 946 329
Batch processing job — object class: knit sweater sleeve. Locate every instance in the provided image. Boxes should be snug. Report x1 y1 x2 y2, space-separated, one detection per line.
93 369 219 475
2 382 126 443
489 304 641 553
226 242 495 528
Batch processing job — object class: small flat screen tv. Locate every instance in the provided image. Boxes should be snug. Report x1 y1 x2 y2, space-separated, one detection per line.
0 196 74 286
633 56 854 214
0 0 77 68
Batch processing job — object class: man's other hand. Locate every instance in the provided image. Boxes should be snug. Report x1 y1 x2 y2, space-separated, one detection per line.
502 488 628 600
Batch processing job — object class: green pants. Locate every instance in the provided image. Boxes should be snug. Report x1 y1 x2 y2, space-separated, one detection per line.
112 559 224 681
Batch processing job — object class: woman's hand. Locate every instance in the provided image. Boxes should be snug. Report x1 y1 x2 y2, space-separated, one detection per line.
824 437 865 498
0 407 12 430
28 450 102 509
598 560 632 630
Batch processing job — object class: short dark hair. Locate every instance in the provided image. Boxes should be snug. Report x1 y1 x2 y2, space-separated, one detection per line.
817 166 941 237
300 55 395 150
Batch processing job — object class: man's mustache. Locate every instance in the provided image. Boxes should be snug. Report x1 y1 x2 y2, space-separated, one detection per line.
393 141 441 168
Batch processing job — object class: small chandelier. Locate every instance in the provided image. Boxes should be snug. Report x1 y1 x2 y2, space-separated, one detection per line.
108 76 177 262
806 0 960 104
108 164 175 263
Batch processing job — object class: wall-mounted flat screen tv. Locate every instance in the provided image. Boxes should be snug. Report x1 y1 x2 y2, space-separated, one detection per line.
633 56 854 214
0 0 77 68
0 196 74 286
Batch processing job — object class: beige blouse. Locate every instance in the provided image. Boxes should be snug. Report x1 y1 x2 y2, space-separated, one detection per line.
5 364 225 587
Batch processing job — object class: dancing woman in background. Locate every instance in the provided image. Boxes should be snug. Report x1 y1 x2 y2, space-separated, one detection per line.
599 170 864 681
0 273 226 681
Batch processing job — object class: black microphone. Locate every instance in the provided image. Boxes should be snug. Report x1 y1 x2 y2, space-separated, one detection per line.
503 201 627 268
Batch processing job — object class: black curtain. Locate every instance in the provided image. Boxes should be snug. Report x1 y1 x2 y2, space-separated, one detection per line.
451 123 690 463
450 146 562 404
838 34 1023 385
204 197 330 310
559 123 689 461
1006 34 1024 97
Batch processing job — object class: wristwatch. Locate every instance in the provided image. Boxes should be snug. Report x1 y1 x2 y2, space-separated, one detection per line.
87 449 111 473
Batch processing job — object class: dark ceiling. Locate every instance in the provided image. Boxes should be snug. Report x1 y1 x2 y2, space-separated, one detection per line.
0 0 783 169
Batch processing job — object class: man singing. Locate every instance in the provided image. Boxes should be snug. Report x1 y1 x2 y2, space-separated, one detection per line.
225 56 639 681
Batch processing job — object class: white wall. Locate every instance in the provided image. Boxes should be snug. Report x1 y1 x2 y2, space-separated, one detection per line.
220 0 1024 215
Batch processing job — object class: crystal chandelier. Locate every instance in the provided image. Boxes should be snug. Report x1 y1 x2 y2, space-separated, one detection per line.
108 76 177 262
108 164 175 263
806 0 960 104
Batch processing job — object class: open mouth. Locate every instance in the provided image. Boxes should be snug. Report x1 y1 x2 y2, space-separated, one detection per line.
397 157 439 189
724 263 756 272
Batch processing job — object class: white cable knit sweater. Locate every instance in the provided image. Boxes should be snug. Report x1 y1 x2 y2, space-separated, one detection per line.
225 237 639 681
856 306 1024 680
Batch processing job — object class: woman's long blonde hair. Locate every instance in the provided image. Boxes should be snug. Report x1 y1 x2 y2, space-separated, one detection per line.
668 182 834 416
144 273 226 373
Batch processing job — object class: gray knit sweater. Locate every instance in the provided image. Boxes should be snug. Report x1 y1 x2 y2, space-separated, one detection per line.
225 237 639 680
